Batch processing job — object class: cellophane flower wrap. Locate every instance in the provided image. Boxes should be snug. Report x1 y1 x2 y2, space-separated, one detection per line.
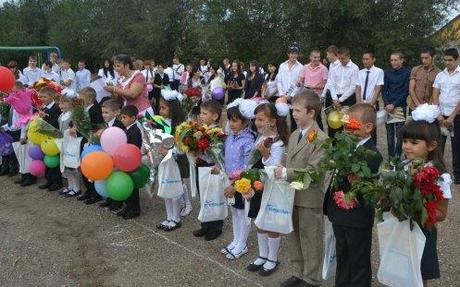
232 169 265 199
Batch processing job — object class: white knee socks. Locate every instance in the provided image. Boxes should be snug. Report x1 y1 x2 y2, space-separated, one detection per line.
228 207 241 250
171 198 181 222
254 232 269 265
65 169 81 192
233 208 251 254
264 236 281 269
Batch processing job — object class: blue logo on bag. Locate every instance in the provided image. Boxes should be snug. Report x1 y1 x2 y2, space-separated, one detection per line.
267 204 289 215
204 200 225 208
161 179 182 184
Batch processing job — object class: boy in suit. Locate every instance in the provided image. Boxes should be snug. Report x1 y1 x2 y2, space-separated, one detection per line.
325 103 383 287
118 105 142 219
275 89 328 287
98 99 125 210
37 87 62 191
76 87 105 204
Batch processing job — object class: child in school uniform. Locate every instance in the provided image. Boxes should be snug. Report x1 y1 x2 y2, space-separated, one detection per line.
37 87 62 191
192 100 224 241
155 92 190 231
221 98 257 260
275 90 329 287
58 96 82 198
325 103 383 287
98 99 125 210
400 105 451 285
75 87 105 204
246 102 288 276
116 105 143 219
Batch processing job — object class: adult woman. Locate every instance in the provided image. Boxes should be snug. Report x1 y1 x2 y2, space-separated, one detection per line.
225 60 245 104
104 54 152 115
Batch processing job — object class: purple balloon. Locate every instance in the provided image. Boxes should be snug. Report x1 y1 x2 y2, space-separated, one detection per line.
28 144 44 160
212 87 225 100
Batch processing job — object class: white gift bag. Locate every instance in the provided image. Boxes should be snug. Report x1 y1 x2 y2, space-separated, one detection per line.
254 166 295 234
197 167 228 222
187 153 198 198
12 142 31 174
377 213 426 287
322 218 337 280
157 150 184 199
59 133 83 171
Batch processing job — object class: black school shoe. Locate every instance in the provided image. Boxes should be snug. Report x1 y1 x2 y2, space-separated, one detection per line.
258 259 280 276
280 276 304 287
205 230 222 241
85 196 102 205
39 182 52 189
20 176 37 187
48 183 63 192
98 199 111 208
77 192 91 201
246 257 267 272
123 212 140 220
193 228 208 237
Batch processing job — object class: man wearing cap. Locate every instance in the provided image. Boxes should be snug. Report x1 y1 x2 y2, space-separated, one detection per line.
276 43 303 131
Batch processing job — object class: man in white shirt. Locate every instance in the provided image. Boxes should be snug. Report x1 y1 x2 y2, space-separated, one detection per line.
41 61 61 83
75 60 91 92
22 55 42 87
433 48 460 184
325 45 340 71
355 51 384 142
323 47 359 137
171 56 184 90
59 59 76 92
276 44 303 131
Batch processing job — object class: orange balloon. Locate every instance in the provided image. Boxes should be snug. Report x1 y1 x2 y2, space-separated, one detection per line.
81 151 113 181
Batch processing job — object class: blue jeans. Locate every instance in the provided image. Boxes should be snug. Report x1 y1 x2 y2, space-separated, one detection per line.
386 121 404 158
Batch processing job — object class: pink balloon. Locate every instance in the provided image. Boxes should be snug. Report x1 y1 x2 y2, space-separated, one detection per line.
29 160 46 177
100 127 127 155
113 144 142 172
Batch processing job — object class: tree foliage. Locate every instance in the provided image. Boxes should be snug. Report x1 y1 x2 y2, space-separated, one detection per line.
0 0 457 69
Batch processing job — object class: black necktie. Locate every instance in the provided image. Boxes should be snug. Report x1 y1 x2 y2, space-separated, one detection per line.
7 109 13 127
362 70 370 100
298 131 303 143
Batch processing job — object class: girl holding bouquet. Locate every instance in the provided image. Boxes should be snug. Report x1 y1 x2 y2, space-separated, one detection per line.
156 92 191 231
220 99 256 260
245 102 288 276
400 104 452 284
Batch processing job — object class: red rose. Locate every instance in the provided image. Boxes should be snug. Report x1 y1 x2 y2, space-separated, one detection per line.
197 138 210 151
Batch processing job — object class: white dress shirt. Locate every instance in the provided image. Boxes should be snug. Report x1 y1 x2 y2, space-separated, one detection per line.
22 66 42 86
60 68 76 91
433 65 460 116
164 67 174 84
276 60 303 96
141 69 155 83
356 66 384 102
172 63 184 81
41 70 61 83
106 117 116 127
324 60 359 102
76 68 92 91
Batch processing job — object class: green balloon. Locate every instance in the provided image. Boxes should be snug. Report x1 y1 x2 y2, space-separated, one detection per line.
43 155 60 168
107 171 134 201
129 164 150 188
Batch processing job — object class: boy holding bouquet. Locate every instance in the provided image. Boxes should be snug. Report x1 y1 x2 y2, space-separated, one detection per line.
325 103 383 287
275 90 328 287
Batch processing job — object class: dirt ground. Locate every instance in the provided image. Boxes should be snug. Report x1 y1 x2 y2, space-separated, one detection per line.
0 119 458 287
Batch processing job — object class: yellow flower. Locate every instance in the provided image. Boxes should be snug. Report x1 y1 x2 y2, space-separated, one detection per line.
234 178 251 194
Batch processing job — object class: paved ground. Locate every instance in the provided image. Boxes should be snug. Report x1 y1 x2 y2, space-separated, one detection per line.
0 121 458 287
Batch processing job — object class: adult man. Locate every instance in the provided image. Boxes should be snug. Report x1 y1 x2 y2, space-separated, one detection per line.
298 49 328 129
75 60 91 92
171 56 184 90
276 43 303 131
433 48 460 184
409 48 441 111
322 47 359 137
22 55 42 87
355 51 384 142
324 45 340 71
382 52 410 159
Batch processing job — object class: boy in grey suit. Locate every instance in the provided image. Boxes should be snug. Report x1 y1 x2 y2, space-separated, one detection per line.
276 89 328 287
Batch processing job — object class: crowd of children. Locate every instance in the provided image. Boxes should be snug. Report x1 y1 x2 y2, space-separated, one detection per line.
0 45 457 287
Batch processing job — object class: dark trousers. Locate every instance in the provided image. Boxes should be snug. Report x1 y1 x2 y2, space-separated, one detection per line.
333 224 372 287
195 165 223 232
441 115 460 180
227 93 241 105
83 176 100 199
385 107 406 159
325 91 356 138
171 80 181 91
125 188 140 214
45 166 62 185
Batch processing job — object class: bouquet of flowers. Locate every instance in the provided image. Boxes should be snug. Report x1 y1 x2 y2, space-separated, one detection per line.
350 159 445 229
175 120 207 153
289 167 321 190
28 116 63 139
71 98 91 139
231 169 265 199
182 87 202 116
32 77 64 95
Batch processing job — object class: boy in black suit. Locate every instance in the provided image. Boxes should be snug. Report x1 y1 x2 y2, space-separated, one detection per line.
98 99 125 210
75 87 105 204
117 105 142 219
37 87 63 191
325 103 383 287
